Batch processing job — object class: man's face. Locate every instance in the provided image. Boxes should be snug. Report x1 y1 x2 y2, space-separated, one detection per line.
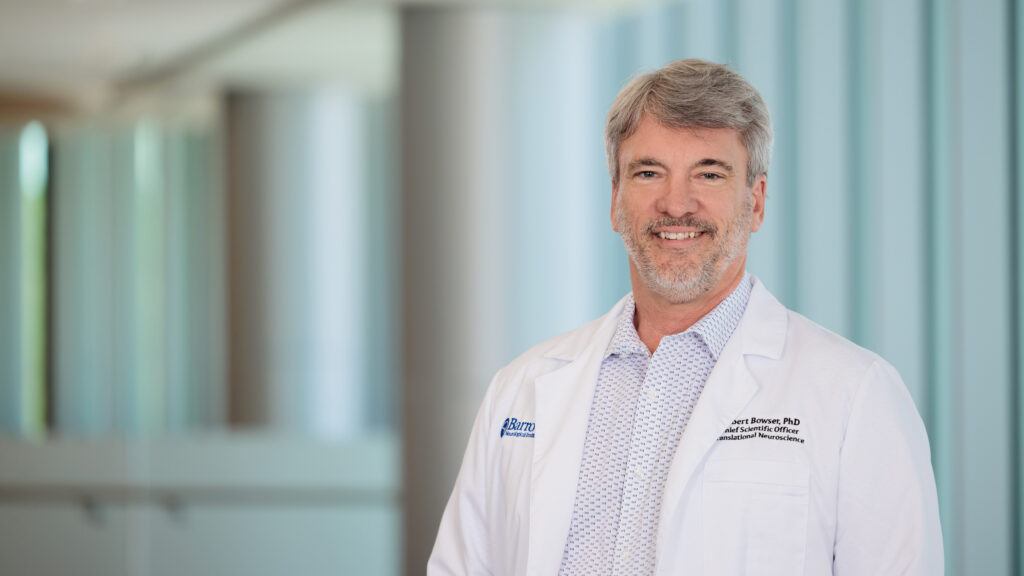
611 116 766 304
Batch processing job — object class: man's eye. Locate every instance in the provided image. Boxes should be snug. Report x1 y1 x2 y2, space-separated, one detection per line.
699 172 725 181
635 170 658 179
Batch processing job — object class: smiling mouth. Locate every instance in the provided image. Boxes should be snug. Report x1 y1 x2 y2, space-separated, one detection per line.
656 231 705 240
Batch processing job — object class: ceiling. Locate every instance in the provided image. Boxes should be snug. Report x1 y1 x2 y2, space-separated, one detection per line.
0 0 398 112
0 0 643 115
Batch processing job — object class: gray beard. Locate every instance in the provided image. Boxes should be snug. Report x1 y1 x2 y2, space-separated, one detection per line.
616 198 752 304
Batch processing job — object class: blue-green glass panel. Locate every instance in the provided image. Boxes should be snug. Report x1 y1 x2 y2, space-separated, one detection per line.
957 0 1014 572
0 128 21 434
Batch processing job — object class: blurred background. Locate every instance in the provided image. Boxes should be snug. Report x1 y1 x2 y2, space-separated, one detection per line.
0 0 1020 574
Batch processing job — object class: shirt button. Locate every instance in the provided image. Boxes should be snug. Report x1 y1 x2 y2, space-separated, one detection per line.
631 466 646 481
644 387 658 400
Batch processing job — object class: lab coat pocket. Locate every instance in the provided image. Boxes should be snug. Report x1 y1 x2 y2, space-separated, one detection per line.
702 459 809 576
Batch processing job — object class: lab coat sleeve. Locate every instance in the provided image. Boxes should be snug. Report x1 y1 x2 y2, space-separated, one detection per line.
427 373 499 576
833 360 944 575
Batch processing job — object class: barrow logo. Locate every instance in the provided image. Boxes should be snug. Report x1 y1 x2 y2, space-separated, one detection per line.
500 417 536 439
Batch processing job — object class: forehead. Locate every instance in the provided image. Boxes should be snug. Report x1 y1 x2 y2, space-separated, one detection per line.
619 116 747 166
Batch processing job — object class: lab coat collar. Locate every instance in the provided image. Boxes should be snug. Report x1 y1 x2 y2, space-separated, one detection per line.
528 276 788 576
736 276 788 361
541 275 786 364
540 293 629 362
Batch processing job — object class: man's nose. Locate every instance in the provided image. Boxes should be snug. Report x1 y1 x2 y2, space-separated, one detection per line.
654 177 698 217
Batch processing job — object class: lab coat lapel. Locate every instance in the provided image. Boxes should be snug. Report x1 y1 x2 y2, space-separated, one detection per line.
527 297 626 576
656 279 788 553
657 342 758 524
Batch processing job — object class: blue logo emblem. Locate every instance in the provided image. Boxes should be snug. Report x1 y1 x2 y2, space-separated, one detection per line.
500 417 536 438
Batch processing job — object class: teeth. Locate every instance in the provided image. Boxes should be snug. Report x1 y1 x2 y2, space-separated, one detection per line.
658 231 701 240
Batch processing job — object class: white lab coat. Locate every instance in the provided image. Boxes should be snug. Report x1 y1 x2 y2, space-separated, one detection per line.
428 278 944 575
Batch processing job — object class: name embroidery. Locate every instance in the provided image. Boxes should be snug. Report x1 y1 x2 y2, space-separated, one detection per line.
500 417 536 438
718 416 805 444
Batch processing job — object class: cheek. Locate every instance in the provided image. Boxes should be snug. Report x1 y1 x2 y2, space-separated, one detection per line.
618 193 654 219
613 196 636 226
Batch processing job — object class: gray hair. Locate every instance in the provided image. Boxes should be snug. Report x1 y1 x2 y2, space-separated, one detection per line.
605 59 773 187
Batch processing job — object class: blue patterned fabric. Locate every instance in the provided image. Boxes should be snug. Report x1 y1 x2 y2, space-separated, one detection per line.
558 273 753 576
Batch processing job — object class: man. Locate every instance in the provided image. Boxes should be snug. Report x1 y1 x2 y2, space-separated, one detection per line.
428 59 943 575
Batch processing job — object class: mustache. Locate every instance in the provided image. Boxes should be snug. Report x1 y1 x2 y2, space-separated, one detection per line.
644 216 717 236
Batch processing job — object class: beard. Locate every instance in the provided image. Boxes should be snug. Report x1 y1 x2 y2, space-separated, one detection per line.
615 194 752 304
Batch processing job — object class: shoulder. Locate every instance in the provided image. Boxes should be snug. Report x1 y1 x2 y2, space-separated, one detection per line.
752 292 928 466
777 308 912 419
488 298 625 396
494 315 605 385
783 310 886 374
745 279 906 410
745 278 887 379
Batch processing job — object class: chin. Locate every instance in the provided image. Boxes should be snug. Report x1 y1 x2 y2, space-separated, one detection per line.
643 257 735 304
645 274 712 304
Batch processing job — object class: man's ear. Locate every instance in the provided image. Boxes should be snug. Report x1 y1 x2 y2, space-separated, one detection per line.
749 174 767 232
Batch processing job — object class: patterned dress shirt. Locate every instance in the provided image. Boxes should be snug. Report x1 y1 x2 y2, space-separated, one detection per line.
558 273 753 576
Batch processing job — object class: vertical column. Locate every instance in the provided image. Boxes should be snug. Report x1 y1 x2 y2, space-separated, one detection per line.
846 0 874 346
401 8 510 573
924 0 960 570
793 0 850 336
111 130 139 432
0 122 48 436
592 14 637 303
733 0 789 300
165 126 227 430
502 11 606 358
52 127 118 434
166 128 190 431
18 122 47 435
131 122 168 434
363 96 400 432
776 0 800 309
225 90 368 439
1014 1 1024 572
0 127 22 432
956 0 1014 572
871 0 928 406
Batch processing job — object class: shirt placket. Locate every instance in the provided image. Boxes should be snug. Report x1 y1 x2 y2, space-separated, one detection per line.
612 333 702 576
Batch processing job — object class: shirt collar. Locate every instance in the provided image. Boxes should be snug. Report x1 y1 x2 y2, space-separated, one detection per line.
688 272 753 360
605 272 754 361
606 294 647 357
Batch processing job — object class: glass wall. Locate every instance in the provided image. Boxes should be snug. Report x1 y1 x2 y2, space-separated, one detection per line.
0 2 402 568
0 0 1022 574
49 119 224 435
0 122 47 437
401 1 1024 573
1 94 402 572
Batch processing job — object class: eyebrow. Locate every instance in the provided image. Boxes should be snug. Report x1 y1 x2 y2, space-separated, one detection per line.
626 157 669 172
625 156 736 173
694 158 735 173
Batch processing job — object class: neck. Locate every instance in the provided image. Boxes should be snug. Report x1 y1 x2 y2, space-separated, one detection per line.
631 261 746 354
